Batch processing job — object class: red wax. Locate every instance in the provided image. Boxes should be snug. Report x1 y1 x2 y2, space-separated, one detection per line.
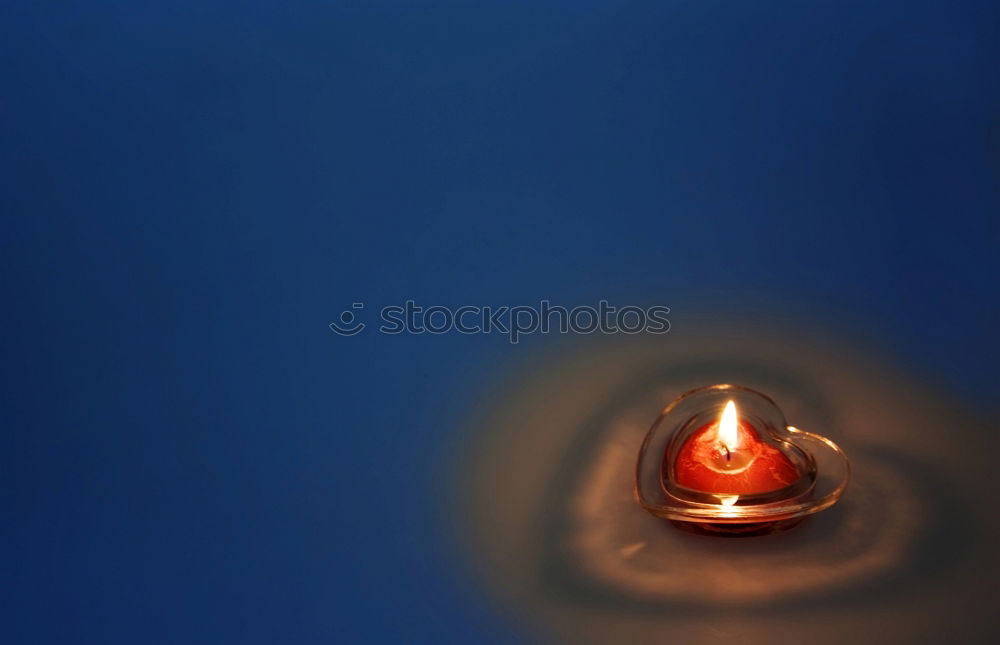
674 420 798 494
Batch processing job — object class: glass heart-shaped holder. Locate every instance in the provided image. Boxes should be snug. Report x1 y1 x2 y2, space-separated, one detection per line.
635 384 850 534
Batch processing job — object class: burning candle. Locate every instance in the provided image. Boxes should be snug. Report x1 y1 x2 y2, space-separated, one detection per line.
636 384 850 533
674 400 799 503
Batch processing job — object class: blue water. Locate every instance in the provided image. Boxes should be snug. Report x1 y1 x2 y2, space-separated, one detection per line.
2 1 997 642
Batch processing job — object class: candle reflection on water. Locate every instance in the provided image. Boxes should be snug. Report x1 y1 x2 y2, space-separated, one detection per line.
450 322 996 644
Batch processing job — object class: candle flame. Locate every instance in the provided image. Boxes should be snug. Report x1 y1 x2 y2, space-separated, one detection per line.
717 400 739 451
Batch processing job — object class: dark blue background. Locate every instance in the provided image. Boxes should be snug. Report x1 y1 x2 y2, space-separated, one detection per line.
2 1 997 642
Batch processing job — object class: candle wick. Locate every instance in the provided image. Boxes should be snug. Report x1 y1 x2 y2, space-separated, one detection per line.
723 445 731 461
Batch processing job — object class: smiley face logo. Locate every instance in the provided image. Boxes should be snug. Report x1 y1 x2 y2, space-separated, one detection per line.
329 302 366 336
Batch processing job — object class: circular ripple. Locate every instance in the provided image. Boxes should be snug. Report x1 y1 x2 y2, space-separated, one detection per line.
451 325 995 642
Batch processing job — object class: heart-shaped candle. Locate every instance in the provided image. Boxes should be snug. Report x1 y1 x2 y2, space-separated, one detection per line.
673 400 800 497
635 385 849 533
